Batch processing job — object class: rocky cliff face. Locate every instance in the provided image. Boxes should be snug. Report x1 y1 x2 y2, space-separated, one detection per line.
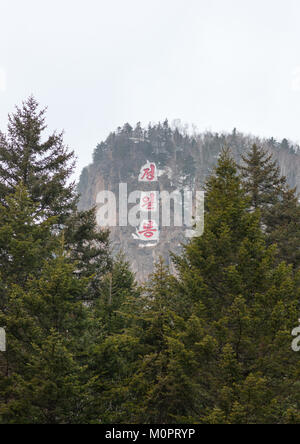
78 122 300 281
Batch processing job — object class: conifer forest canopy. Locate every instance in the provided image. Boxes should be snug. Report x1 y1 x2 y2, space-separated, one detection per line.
0 0 300 426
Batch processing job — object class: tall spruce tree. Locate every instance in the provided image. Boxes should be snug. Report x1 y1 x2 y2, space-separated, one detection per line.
63 207 111 299
240 144 300 268
0 251 91 424
0 185 57 310
239 144 286 213
0 186 92 423
265 188 300 267
122 260 198 424
83 255 140 423
87 259 199 424
0 96 75 220
0 97 111 297
173 150 300 424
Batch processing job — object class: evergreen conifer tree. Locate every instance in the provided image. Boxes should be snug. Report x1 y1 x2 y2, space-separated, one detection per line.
124 260 198 424
0 246 91 424
0 97 111 298
173 150 300 423
240 143 300 268
0 96 75 220
0 185 57 310
239 144 286 212
83 255 140 423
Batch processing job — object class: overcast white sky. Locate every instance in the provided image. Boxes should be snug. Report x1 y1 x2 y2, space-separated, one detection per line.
1 0 300 179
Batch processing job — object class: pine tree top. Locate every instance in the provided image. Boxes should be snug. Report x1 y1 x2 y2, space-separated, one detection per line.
0 96 76 221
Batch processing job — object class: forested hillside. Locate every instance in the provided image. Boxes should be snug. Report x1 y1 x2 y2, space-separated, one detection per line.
0 98 299 424
78 121 300 280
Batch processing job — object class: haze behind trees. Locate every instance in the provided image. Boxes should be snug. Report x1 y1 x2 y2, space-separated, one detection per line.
0 98 299 424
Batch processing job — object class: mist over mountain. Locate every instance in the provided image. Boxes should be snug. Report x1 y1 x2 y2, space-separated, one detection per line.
78 121 300 281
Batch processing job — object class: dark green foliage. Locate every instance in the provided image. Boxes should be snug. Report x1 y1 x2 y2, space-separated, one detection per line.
83 255 140 423
0 253 91 424
1 103 300 424
240 144 286 211
0 185 57 310
240 143 300 268
0 97 111 299
0 96 75 221
64 207 111 299
172 151 300 423
121 260 198 424
0 188 91 423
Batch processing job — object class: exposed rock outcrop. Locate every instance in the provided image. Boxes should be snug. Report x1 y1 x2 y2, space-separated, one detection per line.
78 122 300 281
